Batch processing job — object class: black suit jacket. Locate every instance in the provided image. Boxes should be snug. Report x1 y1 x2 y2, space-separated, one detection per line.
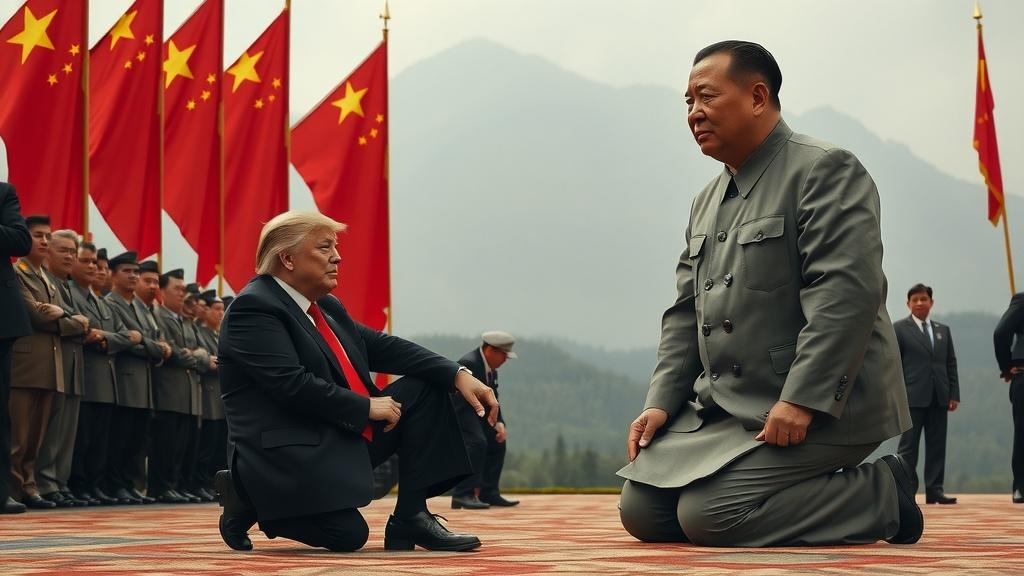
218 274 461 521
893 316 959 408
994 292 1024 375
0 182 31 340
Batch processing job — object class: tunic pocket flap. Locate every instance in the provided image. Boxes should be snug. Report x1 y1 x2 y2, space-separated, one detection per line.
688 235 707 258
261 427 321 448
737 215 785 245
768 343 797 374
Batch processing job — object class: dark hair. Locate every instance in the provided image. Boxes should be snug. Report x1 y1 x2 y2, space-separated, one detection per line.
907 283 933 300
25 214 51 229
159 275 171 289
693 40 782 109
80 241 96 252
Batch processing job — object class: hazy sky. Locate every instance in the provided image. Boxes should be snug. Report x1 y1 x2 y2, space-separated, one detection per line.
3 0 1021 306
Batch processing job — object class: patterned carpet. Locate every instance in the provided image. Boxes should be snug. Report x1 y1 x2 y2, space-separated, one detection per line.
0 494 1021 575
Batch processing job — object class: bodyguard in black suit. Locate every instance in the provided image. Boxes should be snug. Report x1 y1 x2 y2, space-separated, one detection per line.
0 182 33 514
451 332 519 509
994 292 1024 504
215 211 499 553
894 284 959 504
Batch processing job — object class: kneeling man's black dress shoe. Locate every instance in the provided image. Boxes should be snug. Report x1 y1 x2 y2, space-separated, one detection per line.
881 455 924 544
2 497 27 514
925 492 957 505
215 470 255 551
384 511 481 551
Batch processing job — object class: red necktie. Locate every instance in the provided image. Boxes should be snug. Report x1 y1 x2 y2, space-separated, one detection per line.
308 303 373 442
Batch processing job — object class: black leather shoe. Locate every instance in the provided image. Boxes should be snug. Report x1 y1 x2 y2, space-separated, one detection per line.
24 494 57 509
60 490 87 506
41 491 75 508
114 488 143 505
925 492 957 505
156 490 188 504
129 488 156 504
384 511 482 551
196 487 217 502
179 490 202 504
1013 488 1023 504
2 496 27 514
93 487 122 505
215 470 255 551
479 494 519 507
881 455 924 544
73 491 101 506
451 495 490 510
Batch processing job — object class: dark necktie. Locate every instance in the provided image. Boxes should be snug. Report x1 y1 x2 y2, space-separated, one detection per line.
308 303 373 442
921 320 933 348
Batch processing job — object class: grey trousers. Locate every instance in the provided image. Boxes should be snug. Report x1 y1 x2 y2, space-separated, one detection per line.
36 393 81 494
619 441 899 547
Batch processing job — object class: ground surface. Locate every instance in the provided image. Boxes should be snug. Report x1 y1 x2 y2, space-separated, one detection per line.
0 494 1021 574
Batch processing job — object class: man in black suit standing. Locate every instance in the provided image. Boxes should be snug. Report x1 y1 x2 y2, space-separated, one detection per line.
216 211 498 553
451 331 519 509
994 292 1024 504
0 180 33 514
894 284 959 505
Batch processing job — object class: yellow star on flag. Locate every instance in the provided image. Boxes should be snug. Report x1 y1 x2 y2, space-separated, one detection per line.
227 51 263 93
331 82 368 125
136 50 146 62
200 90 211 101
358 136 367 146
62 62 72 74
206 73 216 84
124 60 133 70
69 44 80 56
254 98 264 109
268 94 276 102
163 41 196 88
46 73 57 86
109 10 137 50
272 78 282 89
186 99 196 111
7 7 57 64
144 34 154 46
376 114 384 123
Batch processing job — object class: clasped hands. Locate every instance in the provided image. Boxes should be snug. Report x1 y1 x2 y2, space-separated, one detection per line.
627 400 814 461
368 370 499 434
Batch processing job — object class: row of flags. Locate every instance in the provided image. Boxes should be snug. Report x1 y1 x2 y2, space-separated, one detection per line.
0 0 391 334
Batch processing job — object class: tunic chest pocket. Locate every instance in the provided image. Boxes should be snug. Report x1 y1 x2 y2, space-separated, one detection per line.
737 215 789 292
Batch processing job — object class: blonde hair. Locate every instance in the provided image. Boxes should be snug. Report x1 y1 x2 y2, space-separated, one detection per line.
255 211 346 275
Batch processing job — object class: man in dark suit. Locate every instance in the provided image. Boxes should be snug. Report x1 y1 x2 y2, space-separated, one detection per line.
452 331 519 509
894 284 960 505
179 288 215 502
994 292 1024 504
194 290 226 500
150 269 200 503
104 255 165 504
0 181 32 514
216 211 499 553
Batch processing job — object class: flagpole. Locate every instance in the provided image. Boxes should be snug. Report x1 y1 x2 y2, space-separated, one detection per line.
285 0 291 174
381 0 392 338
218 0 226 296
157 1 166 270
82 1 90 240
976 2 1016 294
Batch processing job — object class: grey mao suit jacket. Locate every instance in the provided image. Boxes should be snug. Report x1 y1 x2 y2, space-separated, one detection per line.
619 120 911 489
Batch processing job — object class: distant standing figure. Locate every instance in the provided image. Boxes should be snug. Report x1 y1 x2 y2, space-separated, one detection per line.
893 284 959 505
993 292 1024 504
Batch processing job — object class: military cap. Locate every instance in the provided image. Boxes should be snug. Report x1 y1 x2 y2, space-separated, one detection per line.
108 251 138 272
482 331 518 358
199 289 219 306
138 260 160 274
185 282 200 296
160 268 184 282
96 248 109 262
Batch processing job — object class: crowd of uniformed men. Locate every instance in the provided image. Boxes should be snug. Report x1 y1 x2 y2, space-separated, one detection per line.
3 212 230 512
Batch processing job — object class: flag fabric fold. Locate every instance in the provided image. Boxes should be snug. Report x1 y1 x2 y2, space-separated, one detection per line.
0 0 86 229
292 41 390 334
223 10 288 292
89 0 163 257
973 24 1005 226
163 0 222 285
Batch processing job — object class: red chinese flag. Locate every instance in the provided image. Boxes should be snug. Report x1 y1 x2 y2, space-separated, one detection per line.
163 0 222 285
973 25 1004 226
223 11 288 291
0 0 85 230
292 41 390 334
89 0 162 257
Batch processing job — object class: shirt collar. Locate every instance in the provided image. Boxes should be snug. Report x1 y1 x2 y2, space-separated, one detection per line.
479 346 493 375
912 315 930 327
273 275 314 319
725 118 793 199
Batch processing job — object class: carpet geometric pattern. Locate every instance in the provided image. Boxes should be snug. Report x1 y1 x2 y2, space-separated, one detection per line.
1 494 1021 574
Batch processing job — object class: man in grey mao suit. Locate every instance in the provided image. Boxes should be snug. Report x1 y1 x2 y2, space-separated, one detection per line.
617 41 919 547
894 284 959 504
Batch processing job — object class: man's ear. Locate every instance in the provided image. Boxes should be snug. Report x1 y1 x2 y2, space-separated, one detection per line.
278 251 295 271
751 81 771 116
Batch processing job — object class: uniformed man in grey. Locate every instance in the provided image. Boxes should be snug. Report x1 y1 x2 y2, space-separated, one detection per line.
617 41 919 547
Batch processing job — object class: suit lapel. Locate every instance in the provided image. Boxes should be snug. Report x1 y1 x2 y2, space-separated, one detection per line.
906 316 934 356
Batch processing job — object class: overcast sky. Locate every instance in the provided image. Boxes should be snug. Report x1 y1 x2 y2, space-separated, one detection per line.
3 0 1021 302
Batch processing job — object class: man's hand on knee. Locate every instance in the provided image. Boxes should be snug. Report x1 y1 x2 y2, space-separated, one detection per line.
369 396 402 432
627 408 668 461
756 401 812 447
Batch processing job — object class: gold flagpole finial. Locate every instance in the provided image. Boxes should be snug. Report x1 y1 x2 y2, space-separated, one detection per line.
974 1 983 20
380 0 391 31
